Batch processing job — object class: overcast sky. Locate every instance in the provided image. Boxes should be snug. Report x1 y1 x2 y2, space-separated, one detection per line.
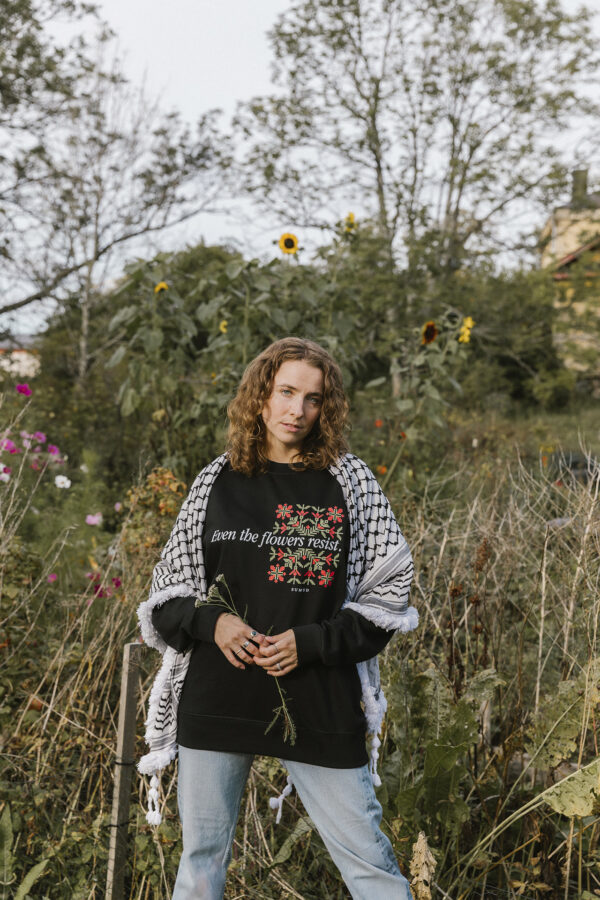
92 0 293 258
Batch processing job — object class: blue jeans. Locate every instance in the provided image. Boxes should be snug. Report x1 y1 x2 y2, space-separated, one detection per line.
173 747 413 899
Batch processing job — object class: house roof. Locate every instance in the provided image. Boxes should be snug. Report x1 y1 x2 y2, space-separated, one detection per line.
553 233 600 273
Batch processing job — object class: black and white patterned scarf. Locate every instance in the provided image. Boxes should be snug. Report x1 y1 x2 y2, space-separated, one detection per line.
137 453 416 823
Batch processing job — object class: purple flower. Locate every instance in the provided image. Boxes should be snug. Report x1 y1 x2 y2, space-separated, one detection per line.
1 439 17 454
47 573 58 583
85 513 102 526
47 445 59 455
33 432 46 443
114 501 122 512
112 577 122 588
34 445 42 453
16 384 32 396
3 466 11 474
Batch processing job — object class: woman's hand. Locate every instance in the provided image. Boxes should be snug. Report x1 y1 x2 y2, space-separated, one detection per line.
254 629 298 676
214 613 266 670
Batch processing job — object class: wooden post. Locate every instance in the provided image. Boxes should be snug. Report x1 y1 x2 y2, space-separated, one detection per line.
106 641 144 900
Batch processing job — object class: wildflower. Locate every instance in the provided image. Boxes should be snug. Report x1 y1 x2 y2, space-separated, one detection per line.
421 321 438 345
16 383 32 396
80 463 89 473
376 464 388 475
30 462 40 471
2 466 10 474
33 431 46 443
278 232 299 255
112 577 122 588
47 445 59 455
34 445 42 453
1 438 17 454
400 432 407 441
458 316 475 344
47 573 58 583
219 319 228 334
374 419 383 428
85 513 103 526
344 212 356 232
0 472 9 483
154 281 168 293
54 475 71 489
114 501 122 512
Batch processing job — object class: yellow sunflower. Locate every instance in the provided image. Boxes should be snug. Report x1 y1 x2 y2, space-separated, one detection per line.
154 281 168 293
278 233 299 255
344 212 356 232
421 321 438 345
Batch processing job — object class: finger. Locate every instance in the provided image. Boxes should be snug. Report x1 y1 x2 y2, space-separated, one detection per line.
226 649 245 670
235 644 256 663
267 662 296 677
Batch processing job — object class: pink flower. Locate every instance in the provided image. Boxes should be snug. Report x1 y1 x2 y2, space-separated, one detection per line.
47 573 58 583
30 462 40 470
16 384 32 396
112 577 122 588
34 445 42 453
47 445 59 455
2 467 10 474
114 501 122 512
85 513 103 526
1 439 17 454
33 432 46 443
86 572 100 582
23 438 32 449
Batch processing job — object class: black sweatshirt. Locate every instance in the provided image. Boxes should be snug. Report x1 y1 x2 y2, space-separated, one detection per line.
152 461 394 767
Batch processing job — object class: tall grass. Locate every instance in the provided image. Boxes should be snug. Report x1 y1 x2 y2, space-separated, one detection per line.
1 443 599 898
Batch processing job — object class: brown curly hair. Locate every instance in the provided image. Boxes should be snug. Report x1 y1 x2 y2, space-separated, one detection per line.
227 337 349 476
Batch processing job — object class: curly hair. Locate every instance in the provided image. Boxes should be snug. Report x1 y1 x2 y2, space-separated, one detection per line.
227 337 349 476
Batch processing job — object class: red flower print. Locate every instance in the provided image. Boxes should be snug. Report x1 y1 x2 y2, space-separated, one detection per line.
268 564 285 583
276 503 293 519
305 570 314 578
313 511 322 520
318 570 334 587
329 527 336 538
297 509 308 518
280 522 287 533
327 506 343 523
324 553 333 566
277 548 285 560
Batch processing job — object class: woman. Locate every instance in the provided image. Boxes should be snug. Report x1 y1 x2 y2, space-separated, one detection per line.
137 337 417 899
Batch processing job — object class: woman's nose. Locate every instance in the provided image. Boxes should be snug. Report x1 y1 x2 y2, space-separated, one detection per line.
289 395 304 417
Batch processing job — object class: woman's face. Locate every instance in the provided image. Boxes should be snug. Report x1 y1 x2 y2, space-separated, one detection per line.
261 359 323 463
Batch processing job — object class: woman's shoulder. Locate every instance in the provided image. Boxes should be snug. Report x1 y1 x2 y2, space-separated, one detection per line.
335 453 377 481
187 453 229 494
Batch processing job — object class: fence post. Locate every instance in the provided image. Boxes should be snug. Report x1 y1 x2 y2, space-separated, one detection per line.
106 641 144 900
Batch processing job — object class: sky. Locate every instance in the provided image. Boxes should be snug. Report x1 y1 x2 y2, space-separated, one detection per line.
92 0 294 258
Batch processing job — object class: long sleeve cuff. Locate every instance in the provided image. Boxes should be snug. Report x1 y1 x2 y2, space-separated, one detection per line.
293 608 395 668
151 596 223 652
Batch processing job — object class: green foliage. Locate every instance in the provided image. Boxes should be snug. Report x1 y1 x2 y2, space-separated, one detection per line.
525 659 600 770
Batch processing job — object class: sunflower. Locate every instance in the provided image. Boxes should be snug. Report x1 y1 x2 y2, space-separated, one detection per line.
458 316 475 343
219 320 228 334
421 321 438 345
278 233 299 255
154 281 168 293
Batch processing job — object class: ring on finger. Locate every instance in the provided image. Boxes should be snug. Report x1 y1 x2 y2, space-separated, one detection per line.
242 640 250 649
276 662 282 671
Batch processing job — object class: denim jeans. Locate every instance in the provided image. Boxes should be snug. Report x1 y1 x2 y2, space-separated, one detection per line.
173 746 413 899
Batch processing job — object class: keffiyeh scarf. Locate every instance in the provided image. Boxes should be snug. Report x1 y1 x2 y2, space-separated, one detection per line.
137 453 417 825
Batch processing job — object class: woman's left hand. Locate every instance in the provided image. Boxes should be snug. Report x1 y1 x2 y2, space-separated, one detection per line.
254 629 298 676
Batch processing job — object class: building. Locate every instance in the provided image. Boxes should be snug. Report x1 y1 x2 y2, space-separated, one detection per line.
539 170 600 381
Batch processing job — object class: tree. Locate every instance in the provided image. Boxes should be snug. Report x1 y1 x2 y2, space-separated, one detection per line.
0 9 230 358
233 0 599 267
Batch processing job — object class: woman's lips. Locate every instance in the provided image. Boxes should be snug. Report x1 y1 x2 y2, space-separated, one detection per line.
282 423 302 432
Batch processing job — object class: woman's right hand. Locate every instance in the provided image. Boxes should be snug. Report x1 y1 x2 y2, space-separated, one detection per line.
213 613 266 670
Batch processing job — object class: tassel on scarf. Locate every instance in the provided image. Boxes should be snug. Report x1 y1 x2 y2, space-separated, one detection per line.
269 774 294 824
146 774 162 826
